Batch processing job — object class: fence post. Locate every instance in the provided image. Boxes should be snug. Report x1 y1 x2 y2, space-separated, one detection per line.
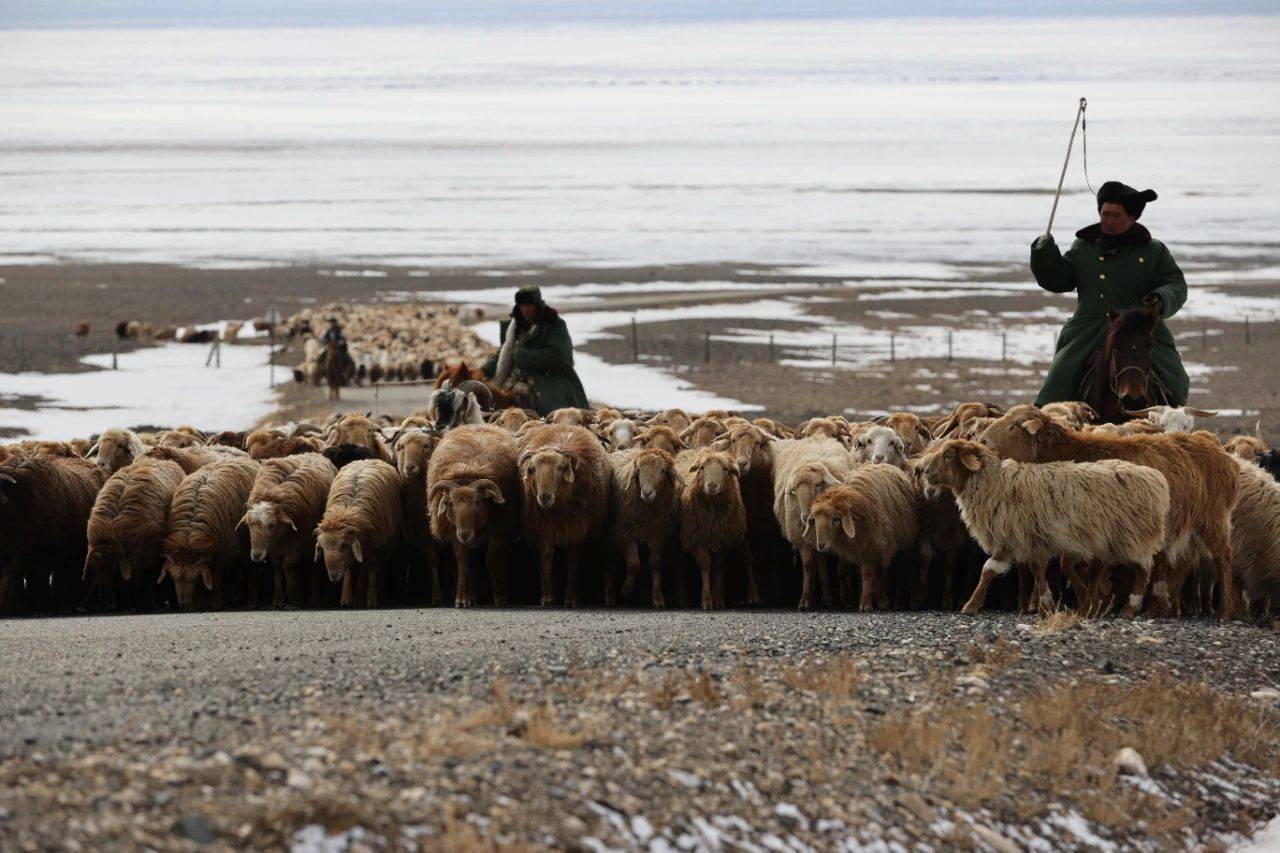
947 330 953 364
768 333 775 363
704 327 711 364
831 334 837 367
631 316 639 362
1202 321 1208 350
269 328 276 388
112 339 118 370
215 338 221 369
889 333 895 364
1245 316 1251 344
1001 332 1007 363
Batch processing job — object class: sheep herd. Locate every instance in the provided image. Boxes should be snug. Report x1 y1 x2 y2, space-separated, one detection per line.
2 400 1278 620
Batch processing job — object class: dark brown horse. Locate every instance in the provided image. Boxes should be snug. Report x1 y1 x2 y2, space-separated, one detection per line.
1079 304 1172 424
324 338 347 400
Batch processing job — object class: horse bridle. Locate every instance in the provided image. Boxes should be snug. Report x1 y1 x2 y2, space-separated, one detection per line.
1109 364 1148 396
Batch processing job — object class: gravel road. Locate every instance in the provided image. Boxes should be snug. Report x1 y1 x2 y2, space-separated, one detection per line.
2 608 1278 851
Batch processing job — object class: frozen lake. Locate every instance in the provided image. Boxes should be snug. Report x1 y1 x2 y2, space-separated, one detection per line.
2 16 1279 275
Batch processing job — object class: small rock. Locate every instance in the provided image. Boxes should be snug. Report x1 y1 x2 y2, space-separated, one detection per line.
1250 688 1280 702
971 824 1019 853
286 770 313 790
774 803 808 831
956 675 989 693
1113 747 1148 778
173 815 214 846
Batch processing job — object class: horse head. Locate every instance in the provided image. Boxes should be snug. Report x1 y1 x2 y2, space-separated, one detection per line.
1104 303 1160 405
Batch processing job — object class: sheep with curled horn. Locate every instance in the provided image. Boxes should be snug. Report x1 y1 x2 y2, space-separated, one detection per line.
1224 420 1267 460
1123 404 1219 434
427 379 493 431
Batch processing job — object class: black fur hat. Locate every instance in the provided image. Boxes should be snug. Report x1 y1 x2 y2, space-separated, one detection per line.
1097 181 1158 219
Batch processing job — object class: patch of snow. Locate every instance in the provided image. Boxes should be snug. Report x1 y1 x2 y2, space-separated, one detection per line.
290 824 383 853
318 269 387 278
386 279 794 305
0 343 277 440
1049 811 1115 852
1232 814 1280 852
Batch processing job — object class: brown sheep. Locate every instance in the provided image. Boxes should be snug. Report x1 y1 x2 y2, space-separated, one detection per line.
677 449 750 610
322 413 392 464
0 455 105 613
1230 457 1280 618
250 435 326 460
809 464 920 612
206 430 248 450
631 425 687 456
85 427 147 475
142 444 250 474
393 427 444 603
488 408 539 432
679 416 727 449
242 453 337 608
752 417 795 439
646 408 692 433
711 423 783 603
157 426 208 448
881 412 933 456
607 447 682 607
84 458 185 612
428 425 521 607
545 407 596 428
517 424 610 607
1040 401 1099 430
933 401 1003 439
1224 423 1267 460
244 428 289 457
796 417 850 446
980 405 1239 619
316 459 403 607
909 460 970 610
162 457 259 610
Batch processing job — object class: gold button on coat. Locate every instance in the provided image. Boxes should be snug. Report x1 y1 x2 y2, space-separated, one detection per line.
1100 274 1106 280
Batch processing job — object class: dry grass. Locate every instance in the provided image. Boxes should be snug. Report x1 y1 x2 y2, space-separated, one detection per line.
1033 607 1082 635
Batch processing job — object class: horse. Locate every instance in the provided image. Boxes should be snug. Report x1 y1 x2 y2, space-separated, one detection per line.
434 360 523 410
1079 304 1173 425
324 338 348 400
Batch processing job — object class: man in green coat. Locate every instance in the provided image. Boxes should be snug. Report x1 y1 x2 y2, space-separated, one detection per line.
1031 180 1189 407
481 285 590 415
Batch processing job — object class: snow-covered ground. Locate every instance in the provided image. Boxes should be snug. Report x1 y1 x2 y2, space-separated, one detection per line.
0 343 276 441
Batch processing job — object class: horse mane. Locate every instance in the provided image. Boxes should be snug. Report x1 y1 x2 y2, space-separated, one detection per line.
1104 307 1157 347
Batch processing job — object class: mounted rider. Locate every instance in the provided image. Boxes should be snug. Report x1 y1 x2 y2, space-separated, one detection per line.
481 285 589 416
1031 180 1189 407
317 316 353 375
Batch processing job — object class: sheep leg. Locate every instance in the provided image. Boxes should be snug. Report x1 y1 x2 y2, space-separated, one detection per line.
941 550 958 611
836 560 853 609
1030 558 1054 614
1209 529 1235 621
713 552 728 609
741 544 760 607
538 544 557 607
817 554 834 608
1059 555 1088 608
1015 562 1032 613
961 556 1011 616
339 568 353 607
366 561 382 608
619 541 641 602
912 544 933 610
273 562 287 609
1123 560 1154 618
647 536 666 608
563 548 579 609
486 540 507 608
428 542 443 606
693 547 714 610
858 563 877 613
452 542 472 608
0 567 17 614
797 545 817 611
310 560 325 608
1086 562 1114 614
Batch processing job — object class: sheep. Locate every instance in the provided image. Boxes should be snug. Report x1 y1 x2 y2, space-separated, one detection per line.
922 439 1169 617
1257 449 1280 481
206 430 248 450
157 426 208 448
808 464 919 612
517 424 610 607
752 417 795 439
1229 457 1280 618
489 407 539 432
979 406 1238 617
250 435 325 460
427 379 493 431
770 436 855 609
321 413 392 463
1040 401 1099 430
647 408 692 433
546 408 595 428
162 457 259 610
428 425 521 607
322 443 377 469
680 416 727 449
796 417 849 445
83 459 185 611
632 425 688 457
607 447 682 607
393 426 444 603
711 422 783 602
0 455 105 614
677 448 750 609
84 427 147 475
933 401 1003 438
910 460 970 610
1124 404 1218 434
242 453 337 608
1224 422 1267 460
852 425 909 468
315 459 403 607
880 412 933 456
600 418 639 452
141 444 249 474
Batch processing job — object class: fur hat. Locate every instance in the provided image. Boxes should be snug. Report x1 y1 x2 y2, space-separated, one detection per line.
1097 181 1158 219
514 285 543 306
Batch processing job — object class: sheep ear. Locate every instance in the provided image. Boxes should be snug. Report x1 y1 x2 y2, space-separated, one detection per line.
822 469 841 487
1020 418 1043 435
351 539 364 563
200 565 214 591
283 514 298 532
841 514 856 539
313 542 323 562
961 452 982 472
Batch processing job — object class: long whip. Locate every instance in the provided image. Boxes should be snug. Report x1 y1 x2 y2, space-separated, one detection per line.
1045 97 1087 236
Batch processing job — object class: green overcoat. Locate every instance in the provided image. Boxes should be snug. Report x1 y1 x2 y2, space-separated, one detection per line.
1031 222 1189 406
481 310 589 415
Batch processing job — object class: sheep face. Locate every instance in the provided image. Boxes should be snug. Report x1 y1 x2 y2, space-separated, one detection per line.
315 528 363 583
431 480 504 544
919 439 991 494
715 425 770 474
490 408 534 432
809 493 856 555
853 426 907 468
157 430 201 449
630 449 678 503
82 547 125 610
243 501 295 563
681 418 725 449
88 429 144 475
976 405 1049 462
648 409 691 433
633 426 685 456
603 419 637 452
689 451 739 497
784 463 841 525
161 558 213 610
546 408 591 427
393 430 439 480
521 448 578 510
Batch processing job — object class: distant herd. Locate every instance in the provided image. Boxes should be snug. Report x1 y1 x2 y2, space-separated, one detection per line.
2 398 1278 621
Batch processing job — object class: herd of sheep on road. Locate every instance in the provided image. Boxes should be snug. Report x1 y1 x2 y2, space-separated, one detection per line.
2 395 1278 620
